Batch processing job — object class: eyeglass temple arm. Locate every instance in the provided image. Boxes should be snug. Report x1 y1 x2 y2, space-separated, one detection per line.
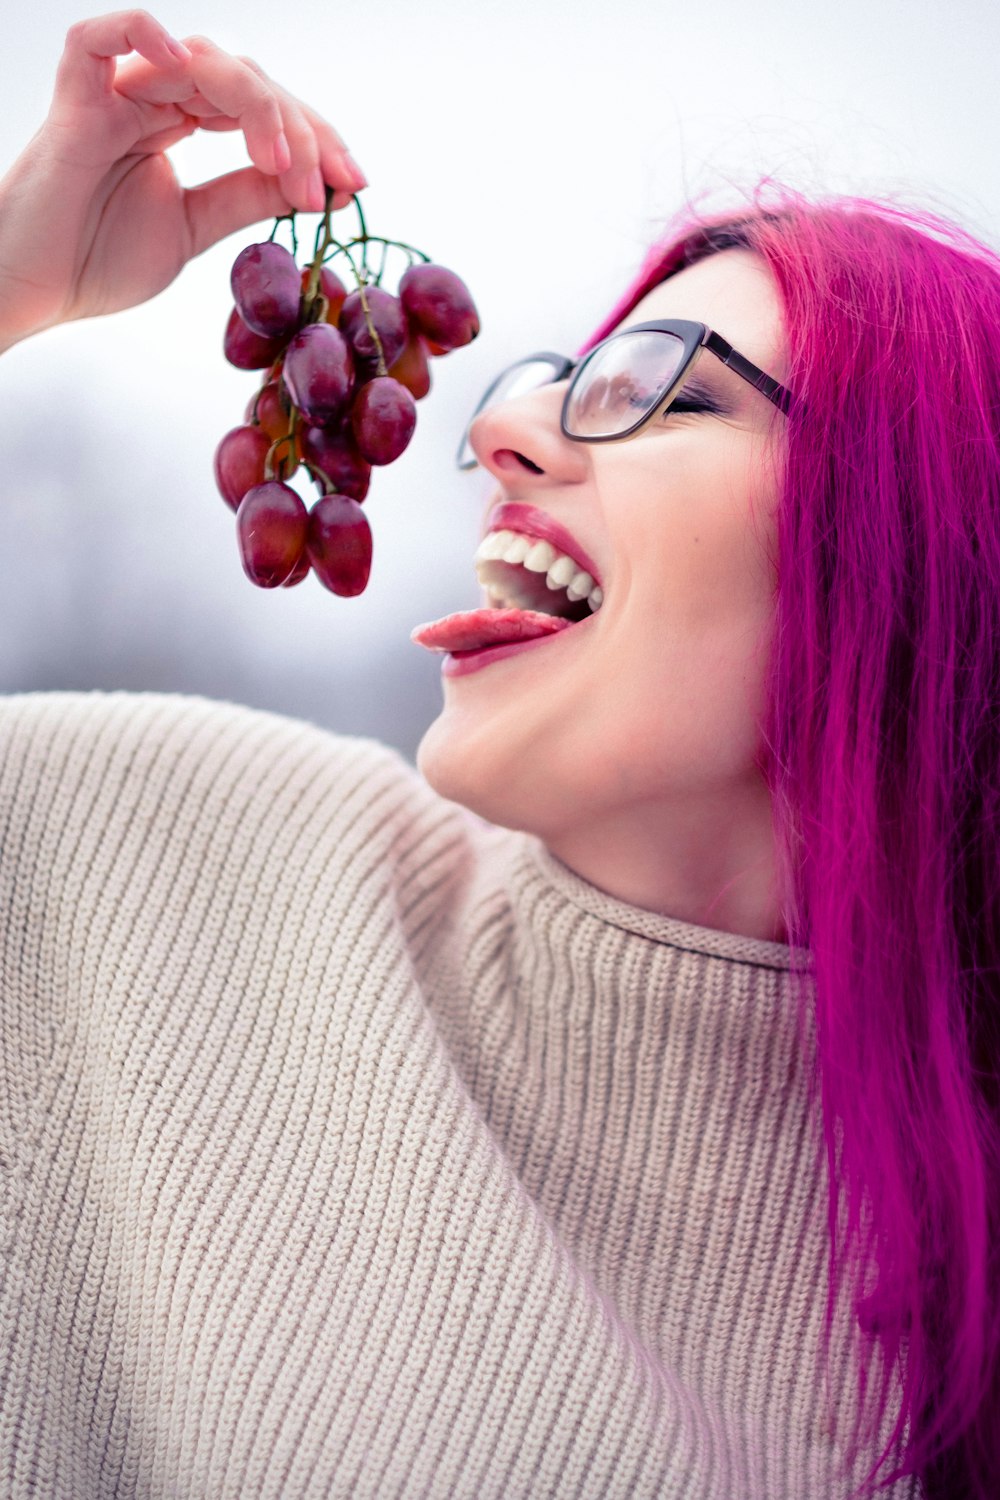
703 330 793 415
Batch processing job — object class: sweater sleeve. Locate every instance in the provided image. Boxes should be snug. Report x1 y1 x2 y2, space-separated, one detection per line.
0 689 450 1171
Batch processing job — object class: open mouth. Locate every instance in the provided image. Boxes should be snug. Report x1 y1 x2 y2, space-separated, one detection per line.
410 501 605 666
472 528 602 621
411 512 604 661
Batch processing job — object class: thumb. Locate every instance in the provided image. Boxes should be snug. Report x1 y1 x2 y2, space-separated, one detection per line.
183 166 355 260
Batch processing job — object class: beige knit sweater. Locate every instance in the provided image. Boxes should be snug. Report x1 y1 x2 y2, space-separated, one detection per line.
0 690 919 1499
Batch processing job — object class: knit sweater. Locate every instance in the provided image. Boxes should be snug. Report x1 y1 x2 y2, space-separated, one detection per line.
0 690 919 1500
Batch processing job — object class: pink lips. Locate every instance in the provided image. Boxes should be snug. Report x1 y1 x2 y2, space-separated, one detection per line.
409 500 603 674
484 501 602 586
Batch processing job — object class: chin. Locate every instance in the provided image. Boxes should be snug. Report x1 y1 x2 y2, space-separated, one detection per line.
416 706 550 836
416 709 498 821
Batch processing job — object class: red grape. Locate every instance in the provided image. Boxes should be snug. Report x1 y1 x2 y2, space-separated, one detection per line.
236 482 309 587
301 266 348 326
351 377 417 465
307 493 373 596
387 333 431 399
231 242 302 339
281 550 312 587
399 264 480 350
339 287 408 369
244 379 291 443
299 424 372 501
282 324 355 427
214 425 271 511
215 424 298 510
224 307 288 370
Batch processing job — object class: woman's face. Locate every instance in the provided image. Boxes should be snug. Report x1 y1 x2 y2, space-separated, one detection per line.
416 248 790 936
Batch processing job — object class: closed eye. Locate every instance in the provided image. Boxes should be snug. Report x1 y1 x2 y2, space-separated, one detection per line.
662 396 716 417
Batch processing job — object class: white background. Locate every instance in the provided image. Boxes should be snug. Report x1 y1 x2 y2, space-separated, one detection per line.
1 0 996 758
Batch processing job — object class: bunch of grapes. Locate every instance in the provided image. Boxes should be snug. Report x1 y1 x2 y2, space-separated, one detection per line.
214 188 479 595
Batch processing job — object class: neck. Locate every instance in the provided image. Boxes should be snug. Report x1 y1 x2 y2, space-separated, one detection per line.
540 776 788 944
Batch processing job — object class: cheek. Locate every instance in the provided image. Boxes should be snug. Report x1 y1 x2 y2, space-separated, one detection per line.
586 434 780 777
611 430 778 629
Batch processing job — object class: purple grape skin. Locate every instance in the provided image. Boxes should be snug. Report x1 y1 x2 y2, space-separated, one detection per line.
398 264 480 350
350 377 417 465
282 324 355 427
223 307 287 371
236 481 309 587
338 287 408 369
231 242 303 340
307 493 373 596
299 424 371 501
214 425 272 511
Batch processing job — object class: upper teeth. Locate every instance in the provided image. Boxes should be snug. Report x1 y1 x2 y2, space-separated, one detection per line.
474 529 603 614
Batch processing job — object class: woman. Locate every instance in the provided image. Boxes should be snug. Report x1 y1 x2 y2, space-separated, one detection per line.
0 13 996 1499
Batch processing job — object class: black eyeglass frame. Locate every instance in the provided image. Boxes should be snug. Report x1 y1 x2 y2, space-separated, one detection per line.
456 318 793 471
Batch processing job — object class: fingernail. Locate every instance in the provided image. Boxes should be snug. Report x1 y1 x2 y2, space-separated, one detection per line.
166 35 191 62
274 131 291 173
344 154 368 189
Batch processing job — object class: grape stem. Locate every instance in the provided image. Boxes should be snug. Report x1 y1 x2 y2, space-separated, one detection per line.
300 459 334 496
301 191 386 373
324 235 431 266
297 186 435 381
356 274 387 377
304 189 338 305
269 212 298 258
264 414 299 484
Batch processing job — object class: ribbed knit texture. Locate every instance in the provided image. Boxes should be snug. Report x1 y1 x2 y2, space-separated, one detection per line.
0 691 920 1499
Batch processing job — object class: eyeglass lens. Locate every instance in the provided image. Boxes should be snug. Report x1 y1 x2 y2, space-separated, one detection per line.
457 331 689 468
565 332 686 438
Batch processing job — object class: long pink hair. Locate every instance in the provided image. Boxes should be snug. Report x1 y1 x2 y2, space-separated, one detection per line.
581 188 1000 1497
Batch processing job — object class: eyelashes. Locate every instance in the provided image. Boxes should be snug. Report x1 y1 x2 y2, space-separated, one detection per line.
661 397 715 418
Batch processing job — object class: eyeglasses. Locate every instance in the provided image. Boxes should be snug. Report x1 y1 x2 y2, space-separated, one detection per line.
456 318 793 471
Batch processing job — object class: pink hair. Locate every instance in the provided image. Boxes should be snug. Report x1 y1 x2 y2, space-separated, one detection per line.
583 187 1000 1497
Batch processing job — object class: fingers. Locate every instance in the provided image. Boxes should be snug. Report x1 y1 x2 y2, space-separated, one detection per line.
54 9 190 109
238 57 366 197
111 33 367 211
231 54 366 210
182 165 325 261
280 88 369 202
269 91 325 211
174 36 288 177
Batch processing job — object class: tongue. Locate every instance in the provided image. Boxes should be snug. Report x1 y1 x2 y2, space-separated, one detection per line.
410 607 574 653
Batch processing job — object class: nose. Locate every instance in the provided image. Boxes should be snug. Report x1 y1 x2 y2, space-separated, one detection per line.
465 382 589 486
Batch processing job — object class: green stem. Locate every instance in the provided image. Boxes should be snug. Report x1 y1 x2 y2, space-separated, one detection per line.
269 212 298 258
301 459 332 495
304 187 338 306
334 241 387 377
324 234 431 263
284 191 430 375
357 280 387 377
264 415 299 484
353 192 370 245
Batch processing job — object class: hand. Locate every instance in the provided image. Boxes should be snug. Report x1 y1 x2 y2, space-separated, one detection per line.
0 9 367 350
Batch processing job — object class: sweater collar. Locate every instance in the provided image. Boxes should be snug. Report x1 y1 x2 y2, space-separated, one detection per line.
520 834 814 974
